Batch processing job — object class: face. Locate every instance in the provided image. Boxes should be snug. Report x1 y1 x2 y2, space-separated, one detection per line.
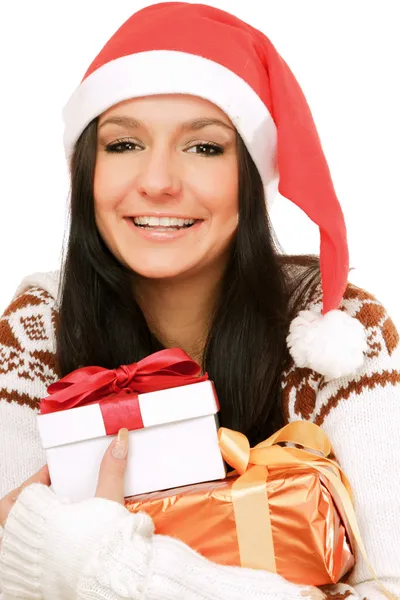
94 94 239 281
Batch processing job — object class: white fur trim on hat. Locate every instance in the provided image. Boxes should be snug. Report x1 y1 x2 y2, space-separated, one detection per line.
62 50 279 204
287 309 369 380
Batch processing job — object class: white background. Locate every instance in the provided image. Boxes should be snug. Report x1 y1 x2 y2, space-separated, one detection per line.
0 1 399 325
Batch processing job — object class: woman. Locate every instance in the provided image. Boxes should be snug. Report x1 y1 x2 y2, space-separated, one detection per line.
0 3 399 599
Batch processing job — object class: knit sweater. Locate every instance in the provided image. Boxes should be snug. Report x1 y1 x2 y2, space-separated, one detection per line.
0 269 399 600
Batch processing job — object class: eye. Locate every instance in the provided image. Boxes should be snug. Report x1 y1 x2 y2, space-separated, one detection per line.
104 138 143 153
186 142 224 156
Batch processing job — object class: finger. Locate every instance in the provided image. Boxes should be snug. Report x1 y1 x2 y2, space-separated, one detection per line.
10 465 50 501
9 465 50 500
95 428 129 505
21 465 51 488
301 588 326 600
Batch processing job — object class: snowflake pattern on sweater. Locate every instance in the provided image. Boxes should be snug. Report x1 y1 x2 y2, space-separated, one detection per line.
0 270 399 600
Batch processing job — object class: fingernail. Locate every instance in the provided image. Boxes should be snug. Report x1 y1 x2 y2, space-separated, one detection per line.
112 428 129 459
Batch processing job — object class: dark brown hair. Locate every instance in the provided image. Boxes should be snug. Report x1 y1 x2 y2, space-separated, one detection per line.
55 118 321 446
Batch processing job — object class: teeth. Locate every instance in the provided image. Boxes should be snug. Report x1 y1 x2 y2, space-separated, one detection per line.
132 216 195 227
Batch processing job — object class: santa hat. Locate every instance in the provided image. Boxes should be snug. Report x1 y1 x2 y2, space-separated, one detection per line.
62 2 368 380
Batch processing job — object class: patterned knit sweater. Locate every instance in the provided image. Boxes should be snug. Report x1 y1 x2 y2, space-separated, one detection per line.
0 270 399 600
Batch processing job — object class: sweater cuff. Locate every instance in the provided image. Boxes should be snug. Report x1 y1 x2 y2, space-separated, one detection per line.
0 483 132 600
144 534 324 600
0 484 61 598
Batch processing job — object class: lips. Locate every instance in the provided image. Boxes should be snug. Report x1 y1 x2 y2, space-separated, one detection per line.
124 216 203 241
130 219 196 230
132 216 196 228
126 216 201 230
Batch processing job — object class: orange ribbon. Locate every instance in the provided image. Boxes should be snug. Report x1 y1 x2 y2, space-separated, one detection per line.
218 421 395 600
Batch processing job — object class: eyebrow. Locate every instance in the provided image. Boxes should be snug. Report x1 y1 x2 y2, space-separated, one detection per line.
98 115 235 133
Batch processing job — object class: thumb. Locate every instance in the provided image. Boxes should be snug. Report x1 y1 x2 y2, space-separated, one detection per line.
95 428 129 504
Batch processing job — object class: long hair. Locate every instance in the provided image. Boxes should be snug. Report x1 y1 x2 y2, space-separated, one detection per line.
56 117 321 446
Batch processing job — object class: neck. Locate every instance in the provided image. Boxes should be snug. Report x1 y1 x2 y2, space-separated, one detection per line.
134 265 224 365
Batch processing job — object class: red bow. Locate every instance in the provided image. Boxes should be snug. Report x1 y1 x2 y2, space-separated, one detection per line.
40 349 209 435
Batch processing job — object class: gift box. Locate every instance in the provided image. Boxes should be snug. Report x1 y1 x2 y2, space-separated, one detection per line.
37 349 226 502
126 421 358 587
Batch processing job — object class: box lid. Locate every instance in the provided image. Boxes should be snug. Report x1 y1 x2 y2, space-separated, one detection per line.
37 380 219 449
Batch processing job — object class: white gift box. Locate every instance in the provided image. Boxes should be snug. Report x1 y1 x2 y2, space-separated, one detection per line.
37 380 226 502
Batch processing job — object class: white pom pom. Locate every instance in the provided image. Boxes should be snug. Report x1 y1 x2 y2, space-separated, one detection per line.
287 309 369 380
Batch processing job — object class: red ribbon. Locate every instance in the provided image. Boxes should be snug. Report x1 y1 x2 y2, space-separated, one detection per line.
40 349 209 435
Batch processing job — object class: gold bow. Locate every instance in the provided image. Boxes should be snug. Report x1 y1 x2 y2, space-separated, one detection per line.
218 421 395 600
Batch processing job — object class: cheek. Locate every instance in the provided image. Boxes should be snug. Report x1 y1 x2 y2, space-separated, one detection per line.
192 159 239 220
93 160 131 211
212 173 239 223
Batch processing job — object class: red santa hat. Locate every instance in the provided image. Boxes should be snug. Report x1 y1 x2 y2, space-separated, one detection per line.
62 2 368 380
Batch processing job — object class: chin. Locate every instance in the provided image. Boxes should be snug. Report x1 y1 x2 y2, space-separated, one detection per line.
127 262 192 280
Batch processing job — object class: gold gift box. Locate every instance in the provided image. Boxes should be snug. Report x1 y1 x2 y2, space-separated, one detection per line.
126 421 356 586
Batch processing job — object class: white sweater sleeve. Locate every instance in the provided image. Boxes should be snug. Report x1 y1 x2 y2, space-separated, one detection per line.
284 287 400 600
316 368 400 600
320 310 400 600
0 484 323 600
0 283 61 599
0 285 58 500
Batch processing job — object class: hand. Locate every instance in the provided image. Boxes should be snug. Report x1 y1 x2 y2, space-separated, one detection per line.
0 427 129 529
0 465 50 528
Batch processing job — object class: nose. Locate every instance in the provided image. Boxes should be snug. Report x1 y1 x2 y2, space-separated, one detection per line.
136 146 181 200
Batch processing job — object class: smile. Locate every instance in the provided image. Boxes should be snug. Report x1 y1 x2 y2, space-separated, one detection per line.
131 216 197 230
124 216 204 241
